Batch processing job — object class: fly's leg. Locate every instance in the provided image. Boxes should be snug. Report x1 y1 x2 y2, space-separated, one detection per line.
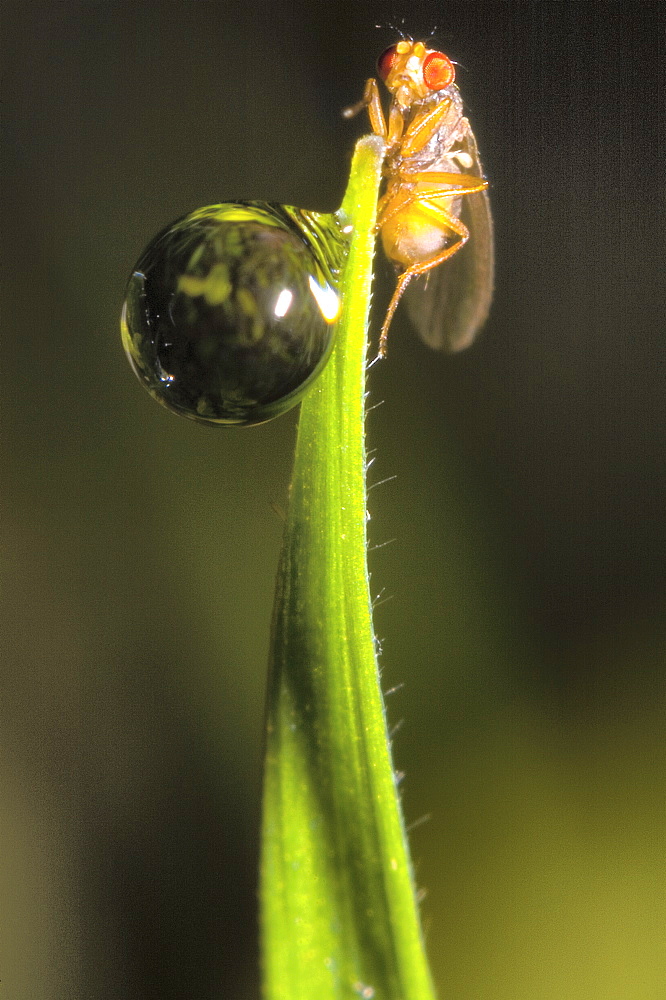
376 172 488 232
403 170 488 190
377 201 472 358
400 100 459 157
375 183 411 230
342 78 387 137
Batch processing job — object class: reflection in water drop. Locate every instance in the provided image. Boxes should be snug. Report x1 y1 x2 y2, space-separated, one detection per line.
121 203 347 426
273 288 294 319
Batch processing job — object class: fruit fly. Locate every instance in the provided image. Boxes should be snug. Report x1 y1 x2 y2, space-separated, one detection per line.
344 39 494 357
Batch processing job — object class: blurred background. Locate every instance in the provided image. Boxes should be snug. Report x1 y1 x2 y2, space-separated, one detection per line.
2 0 664 996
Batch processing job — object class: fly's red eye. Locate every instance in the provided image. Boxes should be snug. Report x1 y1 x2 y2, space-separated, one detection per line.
377 45 399 81
422 51 455 90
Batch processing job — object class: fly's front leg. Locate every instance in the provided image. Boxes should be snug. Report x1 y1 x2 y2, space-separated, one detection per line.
377 202 470 358
342 78 387 137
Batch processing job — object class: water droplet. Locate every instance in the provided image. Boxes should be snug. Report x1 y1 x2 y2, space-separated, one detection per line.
121 203 345 426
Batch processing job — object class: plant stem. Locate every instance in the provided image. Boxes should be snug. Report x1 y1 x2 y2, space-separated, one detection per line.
260 134 436 1000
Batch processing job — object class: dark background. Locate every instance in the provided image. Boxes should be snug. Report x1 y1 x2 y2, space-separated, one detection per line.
2 1 664 997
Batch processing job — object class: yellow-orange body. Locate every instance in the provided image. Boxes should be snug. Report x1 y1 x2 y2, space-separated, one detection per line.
344 39 492 356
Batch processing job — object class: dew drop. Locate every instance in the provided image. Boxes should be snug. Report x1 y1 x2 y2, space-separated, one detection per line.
121 203 345 426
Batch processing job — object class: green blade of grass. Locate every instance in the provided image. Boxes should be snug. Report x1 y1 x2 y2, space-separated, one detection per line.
260 134 437 1000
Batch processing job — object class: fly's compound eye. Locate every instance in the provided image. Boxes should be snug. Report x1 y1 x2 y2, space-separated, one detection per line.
422 51 455 90
377 44 399 81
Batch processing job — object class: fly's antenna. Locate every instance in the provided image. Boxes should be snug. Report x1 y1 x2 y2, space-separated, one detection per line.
427 27 455 52
378 18 408 40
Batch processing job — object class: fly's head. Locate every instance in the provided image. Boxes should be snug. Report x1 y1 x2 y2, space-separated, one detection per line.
377 40 456 111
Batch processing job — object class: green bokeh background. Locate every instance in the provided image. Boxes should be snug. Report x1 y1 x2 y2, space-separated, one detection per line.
2 1 663 997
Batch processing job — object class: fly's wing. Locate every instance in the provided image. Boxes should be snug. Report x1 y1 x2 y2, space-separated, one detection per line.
404 124 494 352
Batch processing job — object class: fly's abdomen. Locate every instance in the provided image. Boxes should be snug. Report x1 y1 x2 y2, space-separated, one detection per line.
381 179 462 270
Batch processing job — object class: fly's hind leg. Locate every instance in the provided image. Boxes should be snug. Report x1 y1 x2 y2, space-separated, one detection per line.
378 202 471 358
377 172 488 232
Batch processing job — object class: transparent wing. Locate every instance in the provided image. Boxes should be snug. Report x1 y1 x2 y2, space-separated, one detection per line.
404 125 494 352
